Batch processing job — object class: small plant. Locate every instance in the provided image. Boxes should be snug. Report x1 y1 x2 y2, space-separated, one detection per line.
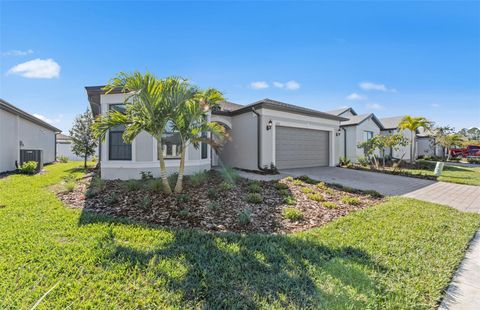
177 193 190 203
18 161 38 175
178 209 190 218
105 193 119 205
316 182 327 190
63 174 76 183
339 156 351 167
140 171 154 180
247 182 262 193
324 188 334 195
91 177 106 192
341 196 361 205
147 179 163 192
64 181 75 192
284 176 294 182
207 188 218 199
57 155 69 163
207 201 219 212
323 202 339 209
292 179 303 186
168 173 179 188
357 157 370 167
220 166 239 183
364 190 383 198
125 180 141 191
283 196 297 205
219 181 235 191
282 207 303 221
237 208 252 226
246 193 263 204
300 187 314 194
278 189 290 197
274 182 289 190
91 155 97 163
308 193 325 202
139 196 152 209
297 175 317 184
189 170 208 187
85 189 96 198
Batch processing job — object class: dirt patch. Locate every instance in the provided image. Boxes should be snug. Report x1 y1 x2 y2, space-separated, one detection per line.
56 171 383 234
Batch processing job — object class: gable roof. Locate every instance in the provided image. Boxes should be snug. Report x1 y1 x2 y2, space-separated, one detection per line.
56 133 72 141
340 113 384 129
326 107 358 116
217 101 243 112
380 116 406 130
0 98 61 132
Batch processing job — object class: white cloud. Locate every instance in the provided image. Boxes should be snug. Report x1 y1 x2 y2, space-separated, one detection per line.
431 103 440 108
250 81 269 89
285 80 300 90
346 92 367 101
33 113 62 124
359 81 396 92
7 58 60 79
273 81 284 88
2 49 34 56
366 103 384 110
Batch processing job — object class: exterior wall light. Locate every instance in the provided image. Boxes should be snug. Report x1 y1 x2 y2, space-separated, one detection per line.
266 120 273 131
336 128 342 136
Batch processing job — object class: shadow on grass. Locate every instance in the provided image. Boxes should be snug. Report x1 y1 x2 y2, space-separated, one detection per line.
79 210 388 308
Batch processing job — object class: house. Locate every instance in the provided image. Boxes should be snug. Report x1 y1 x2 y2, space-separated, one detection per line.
327 107 384 162
85 86 347 179
56 133 97 161
0 98 60 173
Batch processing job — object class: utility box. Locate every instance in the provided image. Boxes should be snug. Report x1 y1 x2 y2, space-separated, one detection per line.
20 149 43 172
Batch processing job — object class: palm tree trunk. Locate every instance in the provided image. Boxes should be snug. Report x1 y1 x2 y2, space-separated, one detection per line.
174 141 186 194
410 131 414 164
412 134 417 163
156 137 172 194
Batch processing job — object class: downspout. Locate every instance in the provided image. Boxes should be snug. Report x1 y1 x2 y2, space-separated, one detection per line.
342 127 347 158
251 107 268 172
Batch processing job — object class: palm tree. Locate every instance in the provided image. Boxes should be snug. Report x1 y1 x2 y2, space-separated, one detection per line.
398 116 432 163
171 86 226 193
92 71 176 194
437 133 465 159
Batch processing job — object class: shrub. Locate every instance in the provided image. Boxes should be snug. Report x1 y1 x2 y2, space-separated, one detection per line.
237 208 252 225
105 193 119 205
189 170 209 187
292 179 303 186
282 208 303 221
323 202 339 209
247 182 262 193
85 189 96 198
316 182 327 190
219 181 235 191
246 193 263 204
207 188 218 199
91 177 106 192
284 176 294 182
91 155 97 163
278 189 290 197
140 171 153 180
146 179 163 192
178 209 190 218
297 176 317 184
168 173 179 188
274 182 289 190
58 155 69 163
364 190 383 198
207 202 219 212
339 156 351 167
64 181 75 192
341 196 361 205
357 157 370 167
177 193 190 203
283 196 297 205
467 158 480 164
308 193 325 202
324 188 334 195
220 166 239 183
300 187 314 194
125 180 141 191
139 196 152 209
18 161 38 175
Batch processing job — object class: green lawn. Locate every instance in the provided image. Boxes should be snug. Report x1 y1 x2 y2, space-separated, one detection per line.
1 163 479 309
401 165 480 186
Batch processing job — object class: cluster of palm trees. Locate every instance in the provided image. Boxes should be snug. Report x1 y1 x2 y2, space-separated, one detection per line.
92 71 227 194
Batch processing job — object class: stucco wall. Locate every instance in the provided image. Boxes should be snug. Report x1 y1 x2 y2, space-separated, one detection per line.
18 117 56 164
354 117 381 160
0 109 19 172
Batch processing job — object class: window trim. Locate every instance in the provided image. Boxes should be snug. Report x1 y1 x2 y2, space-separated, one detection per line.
108 103 132 161
363 130 374 141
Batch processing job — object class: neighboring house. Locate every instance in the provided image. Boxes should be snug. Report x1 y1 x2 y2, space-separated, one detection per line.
327 107 384 162
0 98 60 173
85 86 346 179
56 133 97 161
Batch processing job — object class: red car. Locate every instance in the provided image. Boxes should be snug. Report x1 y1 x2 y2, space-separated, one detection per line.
450 145 480 158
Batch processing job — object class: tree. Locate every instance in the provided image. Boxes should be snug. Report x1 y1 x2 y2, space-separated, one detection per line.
171 86 226 193
398 116 432 163
437 133 465 159
92 71 176 194
69 109 97 168
433 126 455 160
357 133 407 168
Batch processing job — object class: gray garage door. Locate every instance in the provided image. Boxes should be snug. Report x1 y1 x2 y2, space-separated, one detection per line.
275 126 329 169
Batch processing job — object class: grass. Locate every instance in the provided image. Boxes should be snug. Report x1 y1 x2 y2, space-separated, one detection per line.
0 162 479 308
341 196 361 206
282 208 304 221
401 165 480 186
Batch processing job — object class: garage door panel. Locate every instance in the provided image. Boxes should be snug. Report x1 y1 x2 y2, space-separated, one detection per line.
275 126 329 169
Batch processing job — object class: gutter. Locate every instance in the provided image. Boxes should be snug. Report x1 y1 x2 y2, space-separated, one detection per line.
251 107 268 172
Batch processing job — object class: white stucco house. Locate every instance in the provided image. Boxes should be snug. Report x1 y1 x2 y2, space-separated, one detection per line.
0 98 60 173
86 86 347 180
56 133 98 161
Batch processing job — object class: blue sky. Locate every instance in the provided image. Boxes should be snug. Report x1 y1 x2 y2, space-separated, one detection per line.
1 1 479 132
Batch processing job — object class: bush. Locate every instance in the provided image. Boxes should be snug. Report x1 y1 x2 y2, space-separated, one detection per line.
357 157 370 167
140 171 153 180
246 193 263 204
364 190 383 198
85 189 96 198
219 181 235 191
220 166 239 183
64 181 75 192
58 155 69 163
415 161 436 170
284 176 294 182
292 179 303 186
189 170 209 187
341 196 361 205
237 208 252 225
168 173 179 189
282 208 303 221
18 161 38 175
105 193 119 205
323 202 339 209
297 176 317 184
207 188 218 199
467 158 480 164
278 189 290 197
247 181 262 193
274 182 289 190
308 193 325 202
283 196 297 205
339 156 351 167
125 180 141 191
316 182 327 190
146 179 163 192
300 187 314 194
139 196 152 209
177 193 190 203
178 209 190 218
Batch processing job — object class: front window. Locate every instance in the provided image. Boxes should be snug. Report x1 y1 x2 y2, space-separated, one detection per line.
158 121 182 159
363 131 374 141
108 104 132 160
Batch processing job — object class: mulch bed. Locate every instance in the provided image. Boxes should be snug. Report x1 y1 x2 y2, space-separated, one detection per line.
55 171 384 234
343 163 438 181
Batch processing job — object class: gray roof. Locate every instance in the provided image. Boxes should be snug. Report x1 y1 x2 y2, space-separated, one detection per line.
341 113 384 129
0 98 61 132
326 107 358 116
217 101 243 112
379 116 406 130
56 133 72 141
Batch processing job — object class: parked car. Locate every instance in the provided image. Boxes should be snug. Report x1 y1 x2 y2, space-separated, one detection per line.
450 145 480 158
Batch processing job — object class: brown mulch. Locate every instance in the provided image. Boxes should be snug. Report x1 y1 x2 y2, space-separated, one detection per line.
55 171 384 234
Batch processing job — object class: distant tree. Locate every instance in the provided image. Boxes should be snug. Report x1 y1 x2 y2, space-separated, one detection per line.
398 116 433 163
434 126 456 160
437 133 465 159
467 127 480 140
70 109 97 168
